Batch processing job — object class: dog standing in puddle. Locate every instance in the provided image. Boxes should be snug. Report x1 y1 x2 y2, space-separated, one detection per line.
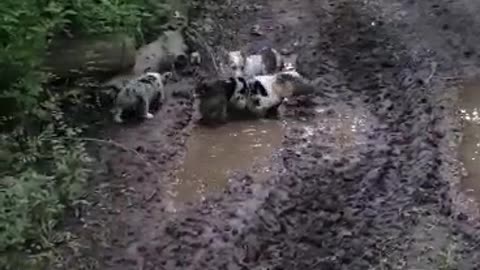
196 68 317 124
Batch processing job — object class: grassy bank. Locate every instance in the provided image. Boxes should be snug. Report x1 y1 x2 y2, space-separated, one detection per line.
0 0 187 269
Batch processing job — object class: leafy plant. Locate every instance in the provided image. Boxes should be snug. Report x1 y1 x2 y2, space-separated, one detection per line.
0 0 185 269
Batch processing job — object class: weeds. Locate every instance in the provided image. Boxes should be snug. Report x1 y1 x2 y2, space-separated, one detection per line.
0 0 182 269
437 243 459 270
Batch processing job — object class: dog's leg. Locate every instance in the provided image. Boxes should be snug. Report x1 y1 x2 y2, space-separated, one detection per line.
112 107 124 123
139 97 154 119
220 102 228 123
153 91 165 112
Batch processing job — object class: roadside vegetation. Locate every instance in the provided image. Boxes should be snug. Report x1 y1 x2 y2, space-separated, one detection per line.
0 0 188 268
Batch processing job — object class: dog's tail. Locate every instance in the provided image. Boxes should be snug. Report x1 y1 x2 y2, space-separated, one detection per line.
270 48 283 71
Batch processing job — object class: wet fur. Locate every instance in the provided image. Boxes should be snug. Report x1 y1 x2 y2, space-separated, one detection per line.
112 72 171 123
196 79 232 125
196 71 316 123
196 77 253 125
246 71 316 117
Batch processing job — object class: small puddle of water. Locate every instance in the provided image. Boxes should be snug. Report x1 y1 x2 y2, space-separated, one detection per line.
165 119 285 210
459 80 480 203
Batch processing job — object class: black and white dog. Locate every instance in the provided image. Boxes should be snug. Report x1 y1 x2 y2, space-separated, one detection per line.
196 70 316 124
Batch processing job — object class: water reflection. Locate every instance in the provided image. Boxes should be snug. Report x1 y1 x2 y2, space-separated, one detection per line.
459 80 480 202
164 119 284 210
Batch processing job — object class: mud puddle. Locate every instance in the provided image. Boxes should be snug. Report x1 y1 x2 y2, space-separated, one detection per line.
459 79 480 204
164 119 286 211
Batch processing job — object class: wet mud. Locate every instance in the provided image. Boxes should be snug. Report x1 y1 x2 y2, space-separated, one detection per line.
65 0 480 269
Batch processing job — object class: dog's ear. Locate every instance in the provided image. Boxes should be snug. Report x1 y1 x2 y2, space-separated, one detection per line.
162 71 173 82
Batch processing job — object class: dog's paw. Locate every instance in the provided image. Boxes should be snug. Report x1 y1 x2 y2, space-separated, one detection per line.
144 113 154 119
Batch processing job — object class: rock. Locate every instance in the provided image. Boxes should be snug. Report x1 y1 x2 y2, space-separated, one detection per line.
457 212 468 221
190 51 202 65
251 25 264 36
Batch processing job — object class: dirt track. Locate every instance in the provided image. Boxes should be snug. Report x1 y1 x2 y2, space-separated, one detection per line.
68 0 480 269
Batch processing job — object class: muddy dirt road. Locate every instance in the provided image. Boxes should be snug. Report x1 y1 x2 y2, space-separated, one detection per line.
67 0 480 269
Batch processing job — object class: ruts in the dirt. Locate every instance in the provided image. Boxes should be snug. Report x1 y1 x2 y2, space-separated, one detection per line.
73 0 480 269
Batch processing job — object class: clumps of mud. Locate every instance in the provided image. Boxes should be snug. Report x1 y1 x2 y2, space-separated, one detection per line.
121 0 480 269
75 0 480 269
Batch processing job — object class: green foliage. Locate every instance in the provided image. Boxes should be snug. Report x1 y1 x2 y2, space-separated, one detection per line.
0 0 184 269
0 108 93 269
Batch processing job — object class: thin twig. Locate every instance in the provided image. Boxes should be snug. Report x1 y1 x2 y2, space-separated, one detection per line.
424 61 437 85
61 136 154 168
185 28 222 75
170 62 179 81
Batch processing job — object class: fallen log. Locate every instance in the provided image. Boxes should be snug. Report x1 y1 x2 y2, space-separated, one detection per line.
133 30 189 74
43 33 136 80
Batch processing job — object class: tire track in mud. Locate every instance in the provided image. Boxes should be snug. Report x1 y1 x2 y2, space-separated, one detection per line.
130 1 412 269
309 1 480 268
312 1 480 268
73 0 480 269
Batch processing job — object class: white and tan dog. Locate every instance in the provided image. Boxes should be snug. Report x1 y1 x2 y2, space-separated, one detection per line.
245 70 315 117
227 47 284 78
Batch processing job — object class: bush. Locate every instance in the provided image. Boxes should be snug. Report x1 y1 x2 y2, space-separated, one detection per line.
0 0 182 268
0 115 92 268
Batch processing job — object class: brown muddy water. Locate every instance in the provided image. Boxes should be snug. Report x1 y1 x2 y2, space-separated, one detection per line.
162 103 371 212
459 80 480 205
163 119 286 211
